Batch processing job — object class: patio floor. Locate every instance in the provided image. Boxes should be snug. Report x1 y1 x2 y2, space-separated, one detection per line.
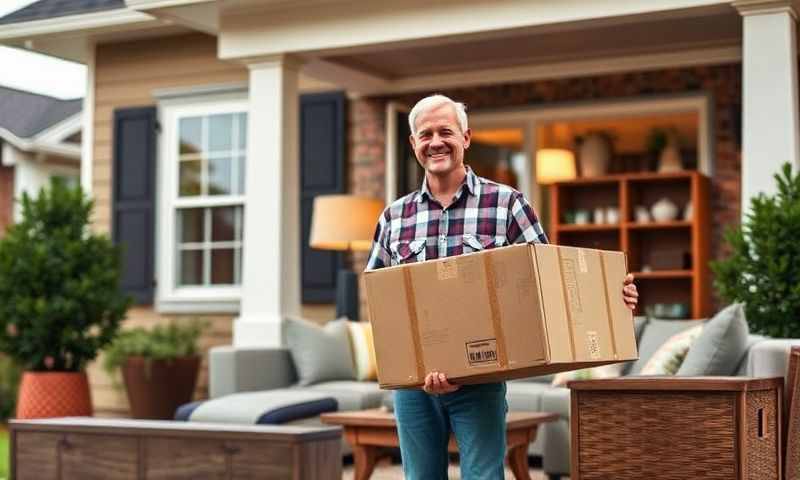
342 459 553 479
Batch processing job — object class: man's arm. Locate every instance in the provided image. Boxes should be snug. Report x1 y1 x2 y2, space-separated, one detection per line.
507 191 549 245
365 209 392 271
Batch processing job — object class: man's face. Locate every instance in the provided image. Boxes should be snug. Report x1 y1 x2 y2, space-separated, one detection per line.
410 103 471 176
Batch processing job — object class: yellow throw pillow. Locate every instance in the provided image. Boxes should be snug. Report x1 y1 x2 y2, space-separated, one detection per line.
347 321 378 381
551 363 624 387
640 324 704 376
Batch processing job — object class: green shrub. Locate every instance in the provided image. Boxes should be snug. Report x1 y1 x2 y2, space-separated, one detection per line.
102 320 207 376
0 179 131 371
711 163 800 338
0 356 20 421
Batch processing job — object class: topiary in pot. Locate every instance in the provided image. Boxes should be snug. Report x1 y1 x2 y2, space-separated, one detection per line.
711 163 800 338
0 179 131 418
102 320 206 419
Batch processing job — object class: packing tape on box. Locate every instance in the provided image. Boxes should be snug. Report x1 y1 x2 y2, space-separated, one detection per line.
598 253 619 360
556 248 578 360
482 254 509 369
402 267 426 383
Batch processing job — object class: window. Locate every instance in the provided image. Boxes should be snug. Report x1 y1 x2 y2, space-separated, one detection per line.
158 95 247 312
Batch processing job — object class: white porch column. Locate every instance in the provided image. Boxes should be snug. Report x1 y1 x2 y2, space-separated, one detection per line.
735 0 800 214
234 55 302 347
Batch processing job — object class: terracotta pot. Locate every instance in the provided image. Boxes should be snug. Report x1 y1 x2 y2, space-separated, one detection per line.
16 371 93 419
122 356 200 419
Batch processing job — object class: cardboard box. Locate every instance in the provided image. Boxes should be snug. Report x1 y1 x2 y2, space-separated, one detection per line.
364 243 638 389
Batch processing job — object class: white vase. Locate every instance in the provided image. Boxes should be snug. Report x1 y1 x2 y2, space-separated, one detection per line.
635 206 651 223
578 133 612 178
651 197 679 222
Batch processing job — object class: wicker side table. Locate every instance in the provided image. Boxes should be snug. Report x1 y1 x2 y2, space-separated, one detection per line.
569 377 783 480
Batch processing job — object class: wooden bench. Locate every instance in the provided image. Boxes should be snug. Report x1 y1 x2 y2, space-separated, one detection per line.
11 417 342 479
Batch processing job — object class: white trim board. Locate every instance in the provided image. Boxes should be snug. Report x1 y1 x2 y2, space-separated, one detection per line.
330 45 742 96
387 93 715 209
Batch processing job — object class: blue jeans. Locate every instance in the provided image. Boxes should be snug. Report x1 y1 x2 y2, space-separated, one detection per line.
394 382 508 480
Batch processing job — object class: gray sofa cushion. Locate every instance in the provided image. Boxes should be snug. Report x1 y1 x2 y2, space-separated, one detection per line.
506 380 552 412
629 318 705 375
283 317 354 386
305 381 385 411
677 303 749 376
540 386 571 418
182 389 338 424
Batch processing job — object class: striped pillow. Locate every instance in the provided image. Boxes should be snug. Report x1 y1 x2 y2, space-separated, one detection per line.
347 321 378 381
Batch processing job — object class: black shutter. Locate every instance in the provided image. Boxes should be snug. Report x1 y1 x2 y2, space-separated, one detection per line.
112 107 157 304
300 92 346 303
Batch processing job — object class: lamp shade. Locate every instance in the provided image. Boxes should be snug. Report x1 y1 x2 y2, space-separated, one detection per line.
536 148 577 184
310 195 385 252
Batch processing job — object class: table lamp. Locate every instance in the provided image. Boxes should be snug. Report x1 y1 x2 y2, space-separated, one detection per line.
310 195 385 320
536 148 577 184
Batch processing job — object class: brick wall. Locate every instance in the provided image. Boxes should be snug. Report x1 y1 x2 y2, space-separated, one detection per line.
348 64 743 301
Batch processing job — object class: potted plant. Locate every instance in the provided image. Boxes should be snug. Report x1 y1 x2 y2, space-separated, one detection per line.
711 163 800 338
102 321 206 419
0 179 130 418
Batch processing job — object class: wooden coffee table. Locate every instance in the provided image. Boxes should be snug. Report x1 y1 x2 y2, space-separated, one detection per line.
321 408 557 480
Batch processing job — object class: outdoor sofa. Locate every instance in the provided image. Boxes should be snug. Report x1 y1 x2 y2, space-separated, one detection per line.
191 306 799 480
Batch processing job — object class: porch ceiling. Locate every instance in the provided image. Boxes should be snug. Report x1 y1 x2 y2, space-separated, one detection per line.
324 10 742 80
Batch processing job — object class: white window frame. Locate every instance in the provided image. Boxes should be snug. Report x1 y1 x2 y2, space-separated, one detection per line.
156 92 248 313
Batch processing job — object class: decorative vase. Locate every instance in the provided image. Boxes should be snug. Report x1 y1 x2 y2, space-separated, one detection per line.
122 355 200 419
578 133 612 178
635 206 651 223
16 371 93 419
657 132 683 173
651 197 679 222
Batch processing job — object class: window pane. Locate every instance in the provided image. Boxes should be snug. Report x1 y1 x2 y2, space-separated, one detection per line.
179 160 202 196
179 117 202 155
236 155 246 195
179 208 204 243
209 114 233 152
180 250 204 286
211 207 236 242
237 113 247 150
208 157 232 196
211 248 235 284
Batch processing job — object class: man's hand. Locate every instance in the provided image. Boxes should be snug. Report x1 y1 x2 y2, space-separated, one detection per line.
423 371 460 395
622 273 638 310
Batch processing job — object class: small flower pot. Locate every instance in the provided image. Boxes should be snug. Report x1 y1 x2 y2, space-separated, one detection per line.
122 356 200 419
16 371 93 419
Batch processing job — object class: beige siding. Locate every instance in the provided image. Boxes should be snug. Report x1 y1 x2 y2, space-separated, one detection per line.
90 33 339 416
90 33 244 416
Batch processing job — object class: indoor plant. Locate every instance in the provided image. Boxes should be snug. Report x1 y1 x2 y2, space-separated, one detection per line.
102 320 206 419
711 162 800 338
0 179 130 418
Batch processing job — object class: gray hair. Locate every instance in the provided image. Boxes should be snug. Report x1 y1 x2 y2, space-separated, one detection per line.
408 94 468 136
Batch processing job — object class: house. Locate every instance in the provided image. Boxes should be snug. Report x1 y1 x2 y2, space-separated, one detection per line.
0 85 81 235
0 0 796 415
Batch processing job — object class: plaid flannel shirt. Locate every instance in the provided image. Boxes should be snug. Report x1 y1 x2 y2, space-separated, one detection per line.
366 167 548 270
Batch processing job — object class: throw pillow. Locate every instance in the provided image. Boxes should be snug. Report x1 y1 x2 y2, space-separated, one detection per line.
640 324 704 375
677 303 750 376
347 321 378 381
628 318 706 375
283 317 355 386
551 363 625 387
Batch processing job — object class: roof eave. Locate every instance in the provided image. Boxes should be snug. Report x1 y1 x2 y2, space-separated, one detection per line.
0 9 162 62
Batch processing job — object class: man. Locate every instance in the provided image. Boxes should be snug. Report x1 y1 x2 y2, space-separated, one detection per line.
366 94 638 479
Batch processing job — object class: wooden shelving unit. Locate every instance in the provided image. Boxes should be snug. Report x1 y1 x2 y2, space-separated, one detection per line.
550 170 711 318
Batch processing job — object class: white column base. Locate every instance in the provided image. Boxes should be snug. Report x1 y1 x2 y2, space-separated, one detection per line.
232 316 283 348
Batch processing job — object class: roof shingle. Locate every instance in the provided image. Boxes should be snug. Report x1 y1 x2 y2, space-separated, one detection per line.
0 86 81 138
0 0 125 25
